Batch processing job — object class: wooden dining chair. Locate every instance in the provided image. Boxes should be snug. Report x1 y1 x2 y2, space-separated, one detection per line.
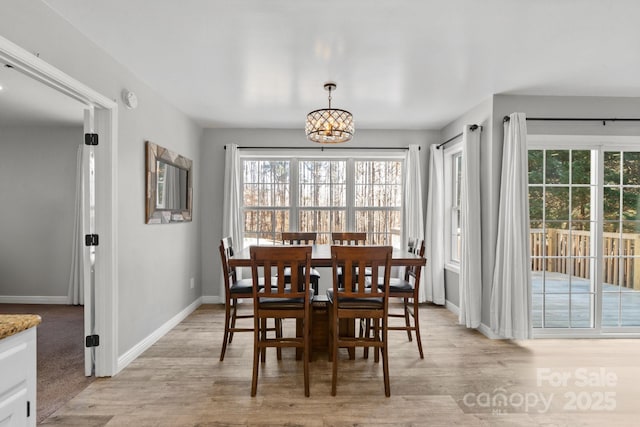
250 245 313 397
366 238 426 359
328 245 393 396
219 237 254 361
219 237 281 361
281 232 321 295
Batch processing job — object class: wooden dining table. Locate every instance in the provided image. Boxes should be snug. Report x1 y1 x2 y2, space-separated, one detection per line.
228 243 426 269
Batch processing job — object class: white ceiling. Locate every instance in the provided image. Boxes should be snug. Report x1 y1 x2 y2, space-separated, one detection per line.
21 1 640 129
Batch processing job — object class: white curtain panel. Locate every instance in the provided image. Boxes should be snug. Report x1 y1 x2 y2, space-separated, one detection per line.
403 145 425 298
425 144 445 304
67 144 86 305
222 144 244 294
490 113 532 339
459 126 482 328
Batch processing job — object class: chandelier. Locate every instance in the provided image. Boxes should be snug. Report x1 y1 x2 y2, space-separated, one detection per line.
305 82 354 144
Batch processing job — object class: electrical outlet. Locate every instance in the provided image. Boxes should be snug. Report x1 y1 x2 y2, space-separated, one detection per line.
190 277 194 289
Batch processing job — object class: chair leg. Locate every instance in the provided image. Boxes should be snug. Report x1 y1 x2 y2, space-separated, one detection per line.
382 318 390 397
373 319 380 363
229 298 238 344
251 317 260 396
404 297 412 342
260 318 267 362
275 318 282 360
303 317 310 397
362 318 370 359
220 297 231 361
331 319 338 396
412 300 424 359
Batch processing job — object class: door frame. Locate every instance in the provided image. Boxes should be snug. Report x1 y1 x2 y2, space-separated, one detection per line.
529 134 640 338
0 35 119 375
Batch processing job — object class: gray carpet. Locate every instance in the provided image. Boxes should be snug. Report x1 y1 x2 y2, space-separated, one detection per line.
0 304 95 423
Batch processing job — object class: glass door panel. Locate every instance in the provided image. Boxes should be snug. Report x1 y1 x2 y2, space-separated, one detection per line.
602 151 640 327
529 149 596 330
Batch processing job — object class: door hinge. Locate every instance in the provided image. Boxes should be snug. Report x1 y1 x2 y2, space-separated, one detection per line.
84 133 98 146
85 234 99 246
27 401 30 417
85 335 100 348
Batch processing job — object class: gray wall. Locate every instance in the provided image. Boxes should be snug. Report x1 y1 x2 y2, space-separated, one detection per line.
200 128 439 298
0 126 81 298
1 0 203 356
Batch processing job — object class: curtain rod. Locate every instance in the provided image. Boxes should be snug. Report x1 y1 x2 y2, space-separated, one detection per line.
436 124 482 150
224 145 419 150
503 116 640 124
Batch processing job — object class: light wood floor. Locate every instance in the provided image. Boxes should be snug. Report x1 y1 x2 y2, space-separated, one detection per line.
41 303 640 426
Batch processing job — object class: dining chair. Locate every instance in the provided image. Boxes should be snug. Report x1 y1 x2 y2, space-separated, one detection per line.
219 237 281 361
281 232 321 295
327 245 393 396
366 238 426 359
250 245 313 397
219 237 254 361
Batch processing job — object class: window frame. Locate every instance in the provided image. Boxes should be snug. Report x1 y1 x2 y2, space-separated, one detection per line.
444 141 463 271
239 149 405 247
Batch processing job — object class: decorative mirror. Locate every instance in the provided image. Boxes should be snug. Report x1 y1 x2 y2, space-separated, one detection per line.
145 141 193 224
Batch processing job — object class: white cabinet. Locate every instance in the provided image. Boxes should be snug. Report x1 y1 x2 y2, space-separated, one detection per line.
0 327 37 426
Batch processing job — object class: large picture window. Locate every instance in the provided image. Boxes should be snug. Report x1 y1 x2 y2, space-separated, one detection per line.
241 154 403 247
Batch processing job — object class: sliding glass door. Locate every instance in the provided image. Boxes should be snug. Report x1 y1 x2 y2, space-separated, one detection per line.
528 142 640 335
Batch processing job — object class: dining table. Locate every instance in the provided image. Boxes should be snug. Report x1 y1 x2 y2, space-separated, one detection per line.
228 243 426 269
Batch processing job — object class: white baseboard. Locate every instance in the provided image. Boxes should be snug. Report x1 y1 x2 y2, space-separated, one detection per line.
0 295 69 304
478 323 503 339
116 297 202 373
444 300 503 339
444 299 459 315
201 295 222 304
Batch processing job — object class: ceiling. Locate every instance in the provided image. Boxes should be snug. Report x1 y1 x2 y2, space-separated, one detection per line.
12 1 640 130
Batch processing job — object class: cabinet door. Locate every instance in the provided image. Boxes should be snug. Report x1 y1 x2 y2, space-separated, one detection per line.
0 386 28 427
0 328 36 426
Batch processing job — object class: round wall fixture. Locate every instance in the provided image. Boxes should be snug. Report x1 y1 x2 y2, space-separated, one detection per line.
122 89 138 109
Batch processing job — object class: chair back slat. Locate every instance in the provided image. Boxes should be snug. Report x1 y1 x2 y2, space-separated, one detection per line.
331 232 366 246
282 232 317 245
250 246 312 299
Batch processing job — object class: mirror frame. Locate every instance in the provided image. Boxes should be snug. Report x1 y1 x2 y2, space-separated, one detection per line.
145 141 193 224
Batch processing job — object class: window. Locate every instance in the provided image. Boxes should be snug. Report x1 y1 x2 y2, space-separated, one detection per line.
298 160 346 243
444 143 463 267
242 159 290 245
354 160 402 246
241 155 403 247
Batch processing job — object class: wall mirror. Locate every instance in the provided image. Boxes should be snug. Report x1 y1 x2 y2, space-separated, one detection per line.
145 141 193 224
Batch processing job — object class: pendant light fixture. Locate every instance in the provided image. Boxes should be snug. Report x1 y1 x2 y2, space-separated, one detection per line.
305 82 354 144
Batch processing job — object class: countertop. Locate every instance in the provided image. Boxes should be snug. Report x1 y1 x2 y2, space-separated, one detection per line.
0 314 42 340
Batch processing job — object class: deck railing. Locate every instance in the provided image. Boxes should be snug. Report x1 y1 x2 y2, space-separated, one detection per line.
530 228 640 290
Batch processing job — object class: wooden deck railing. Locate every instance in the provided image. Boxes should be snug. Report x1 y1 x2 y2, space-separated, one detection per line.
530 228 640 290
